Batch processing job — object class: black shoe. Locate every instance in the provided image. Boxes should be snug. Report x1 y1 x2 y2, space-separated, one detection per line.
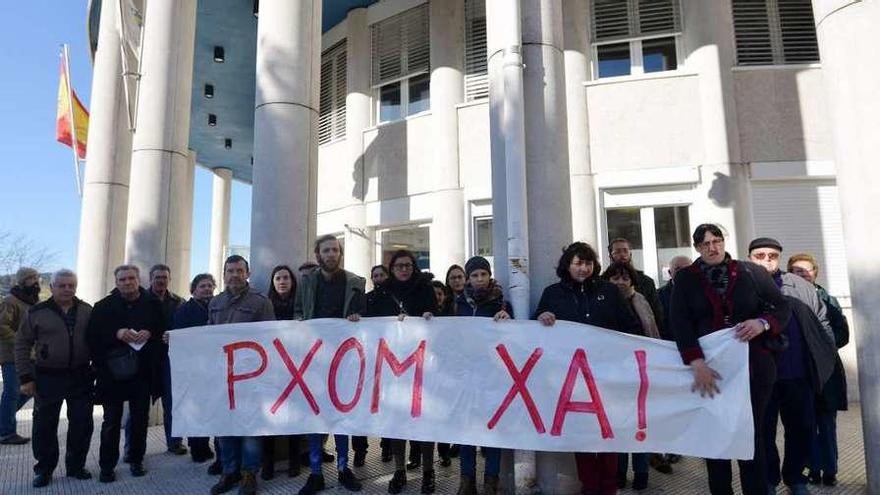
123 453 132 464
823 474 837 486
67 468 92 480
261 465 275 480
208 459 224 476
99 470 116 483
456 475 476 495
211 473 242 495
338 468 363 492
406 459 421 471
130 463 146 477
808 470 822 485
667 454 682 463
0 433 29 445
617 472 627 489
650 454 673 475
298 473 326 495
32 473 51 488
381 447 393 463
632 472 648 490
322 450 335 463
167 444 188 455
388 470 407 494
353 450 366 467
193 451 214 463
449 445 460 458
421 470 436 494
483 475 499 495
240 471 258 495
288 462 301 478
439 455 451 467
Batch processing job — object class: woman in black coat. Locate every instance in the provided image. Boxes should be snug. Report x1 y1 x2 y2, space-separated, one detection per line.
535 242 641 495
669 224 790 495
365 250 436 494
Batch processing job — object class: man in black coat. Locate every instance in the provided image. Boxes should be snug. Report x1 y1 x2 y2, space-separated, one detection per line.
86 264 165 483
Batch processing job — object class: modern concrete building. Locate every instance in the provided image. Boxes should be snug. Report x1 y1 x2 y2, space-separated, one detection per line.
80 0 880 492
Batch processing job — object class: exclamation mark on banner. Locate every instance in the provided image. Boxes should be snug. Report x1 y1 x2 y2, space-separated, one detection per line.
634 350 648 441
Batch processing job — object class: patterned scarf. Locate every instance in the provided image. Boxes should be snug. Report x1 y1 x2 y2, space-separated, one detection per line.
696 255 731 296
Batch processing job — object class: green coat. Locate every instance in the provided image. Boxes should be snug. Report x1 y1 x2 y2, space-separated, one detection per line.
0 291 37 363
294 268 365 321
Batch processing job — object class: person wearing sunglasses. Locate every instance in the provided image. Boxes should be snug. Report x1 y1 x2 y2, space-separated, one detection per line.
748 238 836 495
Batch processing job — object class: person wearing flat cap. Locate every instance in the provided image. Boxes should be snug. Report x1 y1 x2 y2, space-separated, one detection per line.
748 237 836 495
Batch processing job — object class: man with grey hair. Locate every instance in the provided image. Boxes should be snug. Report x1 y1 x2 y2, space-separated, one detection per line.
15 269 94 487
0 266 41 445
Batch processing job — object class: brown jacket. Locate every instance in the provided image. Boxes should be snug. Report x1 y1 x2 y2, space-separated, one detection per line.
0 290 38 363
208 285 275 325
15 298 92 384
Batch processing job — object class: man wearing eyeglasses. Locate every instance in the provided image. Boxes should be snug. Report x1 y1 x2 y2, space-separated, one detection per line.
748 237 836 495
294 234 365 495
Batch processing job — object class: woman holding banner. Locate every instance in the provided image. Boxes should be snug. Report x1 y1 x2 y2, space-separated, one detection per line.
454 256 512 495
365 250 437 494
535 242 641 495
261 265 301 481
669 224 790 495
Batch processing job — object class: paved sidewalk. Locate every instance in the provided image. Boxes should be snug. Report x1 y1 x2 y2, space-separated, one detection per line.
0 401 867 494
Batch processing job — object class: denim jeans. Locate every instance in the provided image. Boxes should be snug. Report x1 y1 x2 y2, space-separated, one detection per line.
618 452 649 475
160 357 180 448
459 445 500 477
810 410 838 476
219 436 262 475
1 362 31 438
308 433 348 474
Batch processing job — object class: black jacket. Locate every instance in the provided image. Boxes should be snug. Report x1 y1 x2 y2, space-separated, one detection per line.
670 257 791 364
534 278 641 335
787 296 836 393
86 287 166 403
816 285 849 411
454 282 512 318
365 274 436 318
172 297 210 330
657 282 674 340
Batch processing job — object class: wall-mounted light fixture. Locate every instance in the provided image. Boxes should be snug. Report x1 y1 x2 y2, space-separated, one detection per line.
213 46 225 63
225 138 232 149
204 84 214 98
208 114 217 126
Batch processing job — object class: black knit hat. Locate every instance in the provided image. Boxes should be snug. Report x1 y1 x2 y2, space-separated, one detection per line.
465 256 491 277
748 237 783 253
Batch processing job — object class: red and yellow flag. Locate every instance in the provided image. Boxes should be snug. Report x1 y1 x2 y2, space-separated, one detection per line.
56 59 89 159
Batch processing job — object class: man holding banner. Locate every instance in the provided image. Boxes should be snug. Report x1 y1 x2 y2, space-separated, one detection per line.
294 235 365 495
208 255 275 495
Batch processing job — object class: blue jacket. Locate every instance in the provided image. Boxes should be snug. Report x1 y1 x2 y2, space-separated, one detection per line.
172 297 211 330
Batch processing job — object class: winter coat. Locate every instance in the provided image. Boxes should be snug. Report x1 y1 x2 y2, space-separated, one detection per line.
778 272 832 341
634 270 665 337
669 257 791 365
816 285 849 411
294 268 365 320
86 287 166 403
208 285 275 325
657 282 674 340
15 298 92 384
534 278 641 335
785 296 836 393
454 281 513 318
0 287 38 363
365 274 436 318
171 297 211 330
626 290 661 339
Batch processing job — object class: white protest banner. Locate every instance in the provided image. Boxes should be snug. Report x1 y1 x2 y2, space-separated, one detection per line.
170 317 754 460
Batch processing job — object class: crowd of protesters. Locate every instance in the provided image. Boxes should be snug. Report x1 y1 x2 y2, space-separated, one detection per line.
0 225 850 495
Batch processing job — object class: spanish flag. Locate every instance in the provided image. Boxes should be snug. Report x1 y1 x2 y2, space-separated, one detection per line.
56 54 89 160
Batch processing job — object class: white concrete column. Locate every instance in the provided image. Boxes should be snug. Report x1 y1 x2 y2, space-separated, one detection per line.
124 0 196 284
428 0 467 274
169 150 196 294
487 0 510 293
681 0 751 258
209 167 233 289
77 1 132 303
563 0 598 246
343 7 373 280
811 1 880 491
250 0 321 292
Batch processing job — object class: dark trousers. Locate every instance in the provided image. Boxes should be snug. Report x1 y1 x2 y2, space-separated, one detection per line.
262 435 300 470
100 387 150 472
31 370 94 475
575 452 618 495
705 350 776 495
437 443 451 459
810 409 838 476
352 435 368 454
765 377 815 487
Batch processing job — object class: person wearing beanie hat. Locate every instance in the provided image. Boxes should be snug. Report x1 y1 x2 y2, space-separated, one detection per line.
0 267 40 444
748 237 783 253
454 256 511 495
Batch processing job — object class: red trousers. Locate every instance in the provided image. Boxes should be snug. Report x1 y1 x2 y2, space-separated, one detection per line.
575 452 618 495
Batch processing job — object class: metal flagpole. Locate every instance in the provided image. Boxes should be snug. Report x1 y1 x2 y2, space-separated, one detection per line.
62 43 83 196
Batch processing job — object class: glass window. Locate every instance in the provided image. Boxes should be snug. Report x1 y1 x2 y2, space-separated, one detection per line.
407 73 431 115
642 37 677 73
474 217 493 257
654 205 691 283
597 42 631 78
606 207 644 270
380 226 430 271
379 82 402 123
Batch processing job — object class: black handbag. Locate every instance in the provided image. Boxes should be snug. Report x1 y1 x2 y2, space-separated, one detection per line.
105 346 139 381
